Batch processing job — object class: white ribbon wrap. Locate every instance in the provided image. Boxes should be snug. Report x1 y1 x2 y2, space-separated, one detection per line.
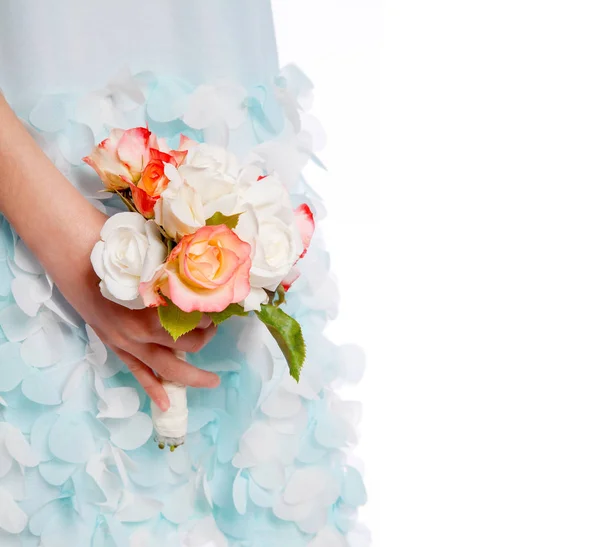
151 350 189 439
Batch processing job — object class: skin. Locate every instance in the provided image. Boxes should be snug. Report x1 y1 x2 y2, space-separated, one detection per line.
0 95 220 411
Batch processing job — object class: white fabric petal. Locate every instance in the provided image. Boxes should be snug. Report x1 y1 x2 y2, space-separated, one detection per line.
232 422 280 468
0 446 12 480
85 325 108 367
0 305 39 342
261 387 302 419
61 362 89 402
0 487 27 534
1 463 25 502
13 240 44 275
97 387 140 419
11 276 43 317
248 478 275 508
20 324 63 368
298 506 329 534
182 516 228 547
272 497 314 522
284 467 330 505
115 490 162 522
5 426 39 467
308 528 348 547
249 463 285 490
44 288 82 328
232 470 248 515
347 524 372 547
105 412 153 450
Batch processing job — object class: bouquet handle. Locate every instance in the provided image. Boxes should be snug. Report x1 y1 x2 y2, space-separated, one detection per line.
151 350 189 451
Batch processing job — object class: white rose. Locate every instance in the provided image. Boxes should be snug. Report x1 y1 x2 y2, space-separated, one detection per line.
250 216 302 289
154 164 206 241
155 163 244 241
91 212 167 310
183 143 239 180
235 175 303 310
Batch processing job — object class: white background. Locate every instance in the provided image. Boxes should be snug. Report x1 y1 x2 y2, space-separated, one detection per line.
274 1 600 546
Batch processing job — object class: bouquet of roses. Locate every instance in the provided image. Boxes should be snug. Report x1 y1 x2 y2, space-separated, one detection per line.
83 127 314 450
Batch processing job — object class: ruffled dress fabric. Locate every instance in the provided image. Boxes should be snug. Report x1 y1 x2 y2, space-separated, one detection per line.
0 3 368 547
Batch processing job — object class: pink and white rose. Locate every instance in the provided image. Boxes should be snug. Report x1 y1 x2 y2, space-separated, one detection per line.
83 127 152 190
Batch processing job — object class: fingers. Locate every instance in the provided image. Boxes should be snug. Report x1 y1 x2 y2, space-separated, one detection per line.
114 348 170 411
132 343 221 389
198 314 213 329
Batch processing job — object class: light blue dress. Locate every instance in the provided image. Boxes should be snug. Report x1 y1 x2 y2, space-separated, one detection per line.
0 1 368 545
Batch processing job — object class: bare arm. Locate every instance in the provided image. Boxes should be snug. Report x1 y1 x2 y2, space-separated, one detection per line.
0 95 104 278
0 96 219 409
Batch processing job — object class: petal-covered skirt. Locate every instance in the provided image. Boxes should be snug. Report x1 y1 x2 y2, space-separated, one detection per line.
0 67 368 546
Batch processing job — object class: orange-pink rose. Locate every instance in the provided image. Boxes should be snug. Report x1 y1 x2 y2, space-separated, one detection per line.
83 127 152 190
140 224 252 313
128 148 188 218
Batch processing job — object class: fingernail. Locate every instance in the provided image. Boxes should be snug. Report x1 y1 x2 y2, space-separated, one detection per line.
206 374 220 388
159 399 170 412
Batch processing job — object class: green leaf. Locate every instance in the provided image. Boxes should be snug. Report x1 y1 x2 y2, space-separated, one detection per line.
208 303 248 325
256 304 306 381
205 211 242 230
158 299 204 342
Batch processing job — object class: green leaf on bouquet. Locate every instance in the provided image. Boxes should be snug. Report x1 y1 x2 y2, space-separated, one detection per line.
256 304 306 382
205 211 242 230
158 299 204 342
208 303 249 325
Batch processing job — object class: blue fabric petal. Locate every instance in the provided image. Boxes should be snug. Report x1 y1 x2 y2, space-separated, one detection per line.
0 341 30 391
48 412 98 464
39 460 77 486
341 467 367 507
